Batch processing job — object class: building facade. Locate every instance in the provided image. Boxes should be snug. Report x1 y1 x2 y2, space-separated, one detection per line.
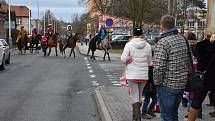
0 4 7 39
207 0 215 33
10 5 29 33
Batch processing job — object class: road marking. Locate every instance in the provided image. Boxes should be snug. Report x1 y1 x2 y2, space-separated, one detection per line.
89 70 93 73
87 67 92 69
111 81 119 83
91 81 100 86
84 57 88 60
113 83 122 86
110 78 119 81
90 74 96 78
86 63 90 66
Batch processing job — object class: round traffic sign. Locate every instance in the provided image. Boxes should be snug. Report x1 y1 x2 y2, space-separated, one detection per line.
106 18 113 26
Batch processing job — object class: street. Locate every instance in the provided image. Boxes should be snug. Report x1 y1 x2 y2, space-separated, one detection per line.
0 48 123 121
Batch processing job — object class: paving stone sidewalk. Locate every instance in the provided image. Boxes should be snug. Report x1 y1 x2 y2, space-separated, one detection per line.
95 86 214 121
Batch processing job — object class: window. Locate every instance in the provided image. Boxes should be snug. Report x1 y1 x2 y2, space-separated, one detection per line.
16 18 22 25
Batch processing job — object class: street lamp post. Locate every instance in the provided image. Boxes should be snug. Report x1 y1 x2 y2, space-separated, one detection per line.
8 0 12 47
37 0 40 33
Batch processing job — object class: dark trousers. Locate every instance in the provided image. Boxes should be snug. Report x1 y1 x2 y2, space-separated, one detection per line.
142 94 157 114
191 86 214 109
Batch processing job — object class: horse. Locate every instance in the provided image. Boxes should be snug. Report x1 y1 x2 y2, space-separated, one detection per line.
87 33 112 61
61 33 79 58
41 33 59 57
16 35 28 55
28 34 42 54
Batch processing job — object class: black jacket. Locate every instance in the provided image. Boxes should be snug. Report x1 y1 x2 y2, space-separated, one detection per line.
196 39 215 90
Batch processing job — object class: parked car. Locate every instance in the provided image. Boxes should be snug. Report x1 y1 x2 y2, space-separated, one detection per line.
111 35 132 48
0 41 5 70
0 39 11 65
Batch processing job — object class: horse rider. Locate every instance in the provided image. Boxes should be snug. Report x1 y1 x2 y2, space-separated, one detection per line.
65 25 73 45
45 24 54 41
32 28 37 38
97 26 108 49
16 26 28 46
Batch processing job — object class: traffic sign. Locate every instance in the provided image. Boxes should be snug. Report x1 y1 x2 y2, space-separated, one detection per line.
87 23 91 30
106 18 113 26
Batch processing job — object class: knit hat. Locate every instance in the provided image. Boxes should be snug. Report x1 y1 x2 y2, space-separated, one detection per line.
133 27 143 36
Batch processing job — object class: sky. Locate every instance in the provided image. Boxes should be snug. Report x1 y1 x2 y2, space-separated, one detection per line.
10 0 87 22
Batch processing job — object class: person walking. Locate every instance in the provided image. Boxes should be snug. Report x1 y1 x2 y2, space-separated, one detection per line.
153 15 191 121
185 33 215 121
121 27 152 121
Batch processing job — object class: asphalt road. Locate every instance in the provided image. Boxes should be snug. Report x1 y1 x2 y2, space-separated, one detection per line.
0 48 121 121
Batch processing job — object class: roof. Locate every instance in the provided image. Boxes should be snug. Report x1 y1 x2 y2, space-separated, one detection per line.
11 5 29 17
0 5 29 17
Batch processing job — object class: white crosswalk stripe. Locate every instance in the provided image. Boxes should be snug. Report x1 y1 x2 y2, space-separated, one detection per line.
99 60 124 86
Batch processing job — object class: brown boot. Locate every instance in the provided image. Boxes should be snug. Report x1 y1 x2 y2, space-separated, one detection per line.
187 108 199 121
132 102 141 121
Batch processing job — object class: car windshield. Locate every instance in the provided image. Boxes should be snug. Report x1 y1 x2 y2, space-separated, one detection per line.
0 40 8 46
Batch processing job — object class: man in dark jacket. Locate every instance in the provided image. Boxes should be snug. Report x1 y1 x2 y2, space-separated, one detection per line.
187 34 215 120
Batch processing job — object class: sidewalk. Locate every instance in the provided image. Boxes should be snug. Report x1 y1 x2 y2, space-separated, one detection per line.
77 43 121 58
77 43 214 121
95 86 214 121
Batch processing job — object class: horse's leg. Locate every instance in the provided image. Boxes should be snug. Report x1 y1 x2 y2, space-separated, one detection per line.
55 46 58 56
107 49 111 61
90 50 93 60
103 49 107 61
69 48 72 57
44 47 47 56
73 48 76 58
63 46 67 58
48 47 51 56
87 47 90 56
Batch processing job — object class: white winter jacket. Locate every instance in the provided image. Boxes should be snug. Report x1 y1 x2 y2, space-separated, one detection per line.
121 37 152 80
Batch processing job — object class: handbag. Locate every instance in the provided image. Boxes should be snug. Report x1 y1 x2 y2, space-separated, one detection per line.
185 39 215 90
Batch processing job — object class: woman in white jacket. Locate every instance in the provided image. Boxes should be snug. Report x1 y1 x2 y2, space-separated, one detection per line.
121 27 152 121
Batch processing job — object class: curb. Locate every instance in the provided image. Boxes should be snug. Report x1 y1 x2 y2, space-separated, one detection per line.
94 87 112 121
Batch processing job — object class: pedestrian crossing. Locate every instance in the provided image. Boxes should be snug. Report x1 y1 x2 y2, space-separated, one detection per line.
99 60 124 86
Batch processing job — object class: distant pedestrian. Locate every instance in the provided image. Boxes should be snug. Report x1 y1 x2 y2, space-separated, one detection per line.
121 27 152 121
185 33 215 121
153 15 191 121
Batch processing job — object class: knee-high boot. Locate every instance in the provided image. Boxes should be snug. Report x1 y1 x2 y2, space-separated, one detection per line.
132 102 141 121
187 108 199 121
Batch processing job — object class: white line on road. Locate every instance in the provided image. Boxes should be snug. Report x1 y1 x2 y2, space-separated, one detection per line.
111 81 119 83
91 81 100 86
90 74 96 78
113 83 122 86
84 57 88 60
89 70 93 73
86 63 90 66
87 67 92 69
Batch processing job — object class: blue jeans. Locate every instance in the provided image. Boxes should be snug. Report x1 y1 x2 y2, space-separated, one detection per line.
157 86 183 121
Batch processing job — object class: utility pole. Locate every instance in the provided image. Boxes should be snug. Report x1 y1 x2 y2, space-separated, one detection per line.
37 0 40 33
28 0 31 35
8 0 12 47
43 12 45 35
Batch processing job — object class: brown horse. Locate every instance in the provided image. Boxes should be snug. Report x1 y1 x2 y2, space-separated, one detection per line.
42 33 59 56
16 35 27 55
61 33 79 58
88 33 112 61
